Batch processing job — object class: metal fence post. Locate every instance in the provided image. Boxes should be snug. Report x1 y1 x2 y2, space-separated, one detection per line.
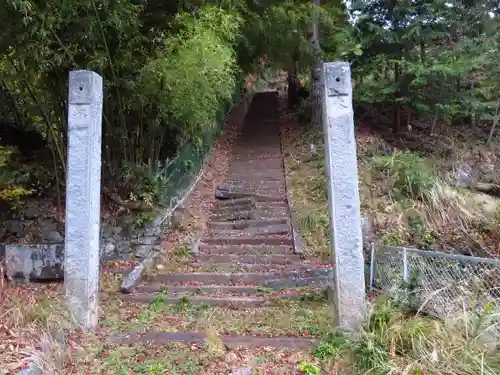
369 242 376 293
403 247 409 283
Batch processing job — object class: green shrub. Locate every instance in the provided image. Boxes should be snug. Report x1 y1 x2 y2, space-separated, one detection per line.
0 147 32 203
314 296 500 375
140 6 241 143
370 150 435 201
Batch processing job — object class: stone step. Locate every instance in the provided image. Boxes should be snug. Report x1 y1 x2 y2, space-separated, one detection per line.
226 169 284 176
211 209 289 222
200 236 292 246
230 157 283 164
206 218 288 230
113 332 316 350
185 262 306 273
194 253 302 265
216 195 286 204
226 174 284 182
211 209 254 222
232 146 281 149
229 163 284 171
231 153 283 159
254 201 289 208
217 189 287 199
224 180 285 188
214 205 287 213
214 204 254 216
219 181 286 189
216 197 255 208
253 208 289 218
197 244 293 255
211 208 288 221
134 283 308 295
214 189 284 201
231 155 282 161
209 223 290 237
121 294 280 308
264 274 332 289
152 268 331 285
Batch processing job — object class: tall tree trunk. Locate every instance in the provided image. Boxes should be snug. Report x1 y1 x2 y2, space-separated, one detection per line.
309 0 322 127
487 100 500 145
287 67 299 110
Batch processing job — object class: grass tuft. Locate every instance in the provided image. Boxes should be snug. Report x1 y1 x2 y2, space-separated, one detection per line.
314 296 500 375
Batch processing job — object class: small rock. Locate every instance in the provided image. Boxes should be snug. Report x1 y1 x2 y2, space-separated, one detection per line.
231 368 253 375
5 220 23 235
45 230 63 243
112 226 123 235
116 241 132 254
139 225 161 238
292 228 306 254
101 224 114 238
225 352 239 362
248 223 289 235
135 245 152 259
190 237 201 256
23 206 41 220
104 243 116 254
361 215 375 252
38 219 58 232
135 236 157 246
310 143 317 155
452 162 474 187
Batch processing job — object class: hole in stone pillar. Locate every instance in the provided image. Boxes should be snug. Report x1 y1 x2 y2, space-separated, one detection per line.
335 77 340 82
79 86 83 91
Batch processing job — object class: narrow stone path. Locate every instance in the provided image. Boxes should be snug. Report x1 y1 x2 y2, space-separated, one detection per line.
119 92 330 349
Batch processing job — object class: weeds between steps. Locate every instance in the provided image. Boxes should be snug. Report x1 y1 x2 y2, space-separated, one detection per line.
4 261 499 374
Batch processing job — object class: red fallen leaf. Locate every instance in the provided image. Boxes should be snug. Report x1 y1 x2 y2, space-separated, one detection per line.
11 339 26 346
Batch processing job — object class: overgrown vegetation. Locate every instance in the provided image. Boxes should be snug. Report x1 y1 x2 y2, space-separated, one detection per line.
0 0 353 212
3 0 500 372
311 296 500 375
0 1 245 213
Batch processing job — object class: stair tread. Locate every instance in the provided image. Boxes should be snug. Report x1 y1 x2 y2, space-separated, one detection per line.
112 331 317 349
135 284 314 293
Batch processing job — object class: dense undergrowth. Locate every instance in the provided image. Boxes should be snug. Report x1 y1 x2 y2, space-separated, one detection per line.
285 104 500 375
287 105 500 258
0 3 246 214
310 296 500 375
0 0 347 215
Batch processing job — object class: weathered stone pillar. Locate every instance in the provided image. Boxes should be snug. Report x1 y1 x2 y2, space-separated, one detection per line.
64 70 103 329
322 61 366 332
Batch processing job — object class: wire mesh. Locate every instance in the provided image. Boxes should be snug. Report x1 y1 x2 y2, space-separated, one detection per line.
159 81 244 213
371 244 500 320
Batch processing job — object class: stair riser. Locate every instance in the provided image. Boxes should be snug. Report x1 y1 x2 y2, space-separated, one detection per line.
113 332 317 350
121 294 308 308
201 237 292 246
152 269 331 285
194 255 302 264
197 245 293 255
207 219 288 230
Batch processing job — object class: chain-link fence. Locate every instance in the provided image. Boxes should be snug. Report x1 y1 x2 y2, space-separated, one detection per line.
159 80 245 213
370 244 500 320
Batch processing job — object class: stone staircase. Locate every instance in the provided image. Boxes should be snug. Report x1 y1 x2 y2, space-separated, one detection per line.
119 91 330 349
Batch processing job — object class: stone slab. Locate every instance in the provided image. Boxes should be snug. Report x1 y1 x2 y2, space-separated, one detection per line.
112 331 316 350
5 244 64 281
121 250 161 293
